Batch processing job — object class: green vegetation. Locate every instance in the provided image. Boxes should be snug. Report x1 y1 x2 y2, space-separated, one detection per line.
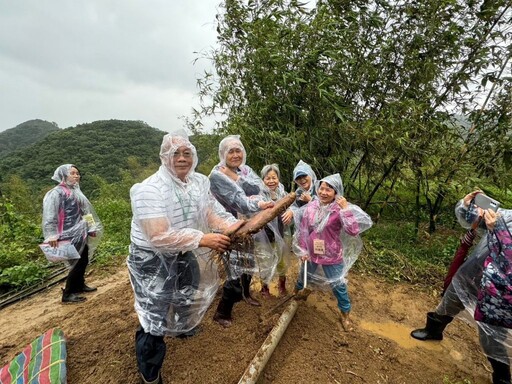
355 220 460 290
0 119 165 195
195 0 512 234
0 119 60 158
0 120 169 290
1 2 511 297
0 116 507 295
0 120 226 290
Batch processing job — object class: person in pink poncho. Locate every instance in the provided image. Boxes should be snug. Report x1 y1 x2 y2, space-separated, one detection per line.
293 173 372 331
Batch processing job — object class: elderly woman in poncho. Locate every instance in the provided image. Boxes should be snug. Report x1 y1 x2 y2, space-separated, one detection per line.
208 135 275 327
42 164 103 303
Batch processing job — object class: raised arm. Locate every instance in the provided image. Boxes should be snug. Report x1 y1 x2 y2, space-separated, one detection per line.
209 170 262 215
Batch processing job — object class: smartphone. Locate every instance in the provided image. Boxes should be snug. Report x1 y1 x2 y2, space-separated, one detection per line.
474 193 501 212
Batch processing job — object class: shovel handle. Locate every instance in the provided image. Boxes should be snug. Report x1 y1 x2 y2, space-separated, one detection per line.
303 260 307 289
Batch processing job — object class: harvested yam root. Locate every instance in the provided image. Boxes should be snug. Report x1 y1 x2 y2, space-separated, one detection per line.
228 192 296 241
210 192 296 272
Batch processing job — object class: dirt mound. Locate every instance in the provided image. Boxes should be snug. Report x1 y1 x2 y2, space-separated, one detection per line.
0 265 492 383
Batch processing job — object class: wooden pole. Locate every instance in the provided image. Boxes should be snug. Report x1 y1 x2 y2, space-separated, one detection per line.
238 300 299 384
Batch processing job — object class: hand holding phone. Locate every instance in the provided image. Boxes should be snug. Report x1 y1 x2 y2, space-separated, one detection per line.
483 209 498 231
474 193 501 212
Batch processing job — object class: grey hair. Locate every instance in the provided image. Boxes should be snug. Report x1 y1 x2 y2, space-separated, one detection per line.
261 163 280 179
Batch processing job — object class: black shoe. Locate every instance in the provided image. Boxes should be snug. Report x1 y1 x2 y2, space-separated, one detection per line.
140 371 163 384
62 293 87 303
176 326 201 339
80 284 97 293
244 295 261 307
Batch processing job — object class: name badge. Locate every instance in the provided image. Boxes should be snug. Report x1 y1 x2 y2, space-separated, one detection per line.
313 239 325 255
83 214 96 228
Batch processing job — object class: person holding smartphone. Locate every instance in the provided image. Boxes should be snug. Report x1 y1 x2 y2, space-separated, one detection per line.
411 190 511 384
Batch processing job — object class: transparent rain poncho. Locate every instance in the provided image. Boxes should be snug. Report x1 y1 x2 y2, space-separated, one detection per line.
293 160 318 191
436 199 512 365
209 135 275 281
41 164 103 263
259 164 292 282
290 160 318 224
293 173 373 290
209 135 265 217
127 131 238 337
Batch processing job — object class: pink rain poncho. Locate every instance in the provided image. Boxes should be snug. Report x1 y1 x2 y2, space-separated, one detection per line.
293 173 373 288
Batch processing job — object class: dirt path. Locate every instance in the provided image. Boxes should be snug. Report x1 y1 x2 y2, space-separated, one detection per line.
0 264 493 383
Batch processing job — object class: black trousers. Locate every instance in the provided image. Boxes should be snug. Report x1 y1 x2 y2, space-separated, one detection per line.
221 273 252 302
135 326 165 382
215 273 252 319
134 251 200 380
64 242 89 294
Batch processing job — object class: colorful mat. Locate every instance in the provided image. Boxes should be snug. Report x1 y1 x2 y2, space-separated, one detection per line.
0 328 67 384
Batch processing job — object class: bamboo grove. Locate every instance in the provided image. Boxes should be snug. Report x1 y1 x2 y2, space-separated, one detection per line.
193 0 512 233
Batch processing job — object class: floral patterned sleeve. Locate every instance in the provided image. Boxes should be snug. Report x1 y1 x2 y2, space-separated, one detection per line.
474 216 512 329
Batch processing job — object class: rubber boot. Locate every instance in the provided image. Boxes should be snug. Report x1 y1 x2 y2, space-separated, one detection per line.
488 357 511 384
241 274 260 307
213 298 234 328
260 284 272 298
278 276 288 296
410 312 453 341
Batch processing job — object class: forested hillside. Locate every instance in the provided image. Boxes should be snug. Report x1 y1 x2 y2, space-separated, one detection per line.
0 119 224 290
0 120 60 158
0 120 166 193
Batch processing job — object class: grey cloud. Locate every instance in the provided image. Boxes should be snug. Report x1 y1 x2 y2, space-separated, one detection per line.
0 0 219 131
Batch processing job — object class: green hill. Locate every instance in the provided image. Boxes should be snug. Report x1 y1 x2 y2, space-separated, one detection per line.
0 120 166 191
0 120 60 158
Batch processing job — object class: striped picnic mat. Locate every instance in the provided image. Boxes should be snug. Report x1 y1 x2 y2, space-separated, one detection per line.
0 328 67 384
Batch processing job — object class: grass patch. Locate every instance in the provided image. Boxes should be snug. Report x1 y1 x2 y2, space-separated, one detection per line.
355 220 462 291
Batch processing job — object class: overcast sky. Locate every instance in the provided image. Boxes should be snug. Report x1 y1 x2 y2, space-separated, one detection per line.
0 1 221 133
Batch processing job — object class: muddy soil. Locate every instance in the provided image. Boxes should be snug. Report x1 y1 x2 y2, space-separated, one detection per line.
0 263 493 384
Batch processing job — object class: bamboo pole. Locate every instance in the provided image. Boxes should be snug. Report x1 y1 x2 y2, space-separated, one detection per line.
238 300 299 384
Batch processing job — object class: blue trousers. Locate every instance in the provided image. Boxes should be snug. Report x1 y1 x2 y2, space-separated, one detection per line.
295 261 351 313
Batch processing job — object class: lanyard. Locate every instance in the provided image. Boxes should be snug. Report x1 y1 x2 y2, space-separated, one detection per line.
174 187 191 222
